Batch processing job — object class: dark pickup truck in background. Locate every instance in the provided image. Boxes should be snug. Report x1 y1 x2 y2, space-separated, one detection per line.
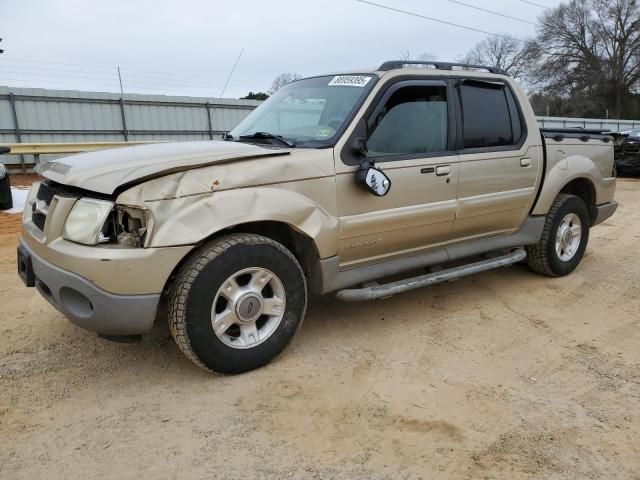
614 129 640 176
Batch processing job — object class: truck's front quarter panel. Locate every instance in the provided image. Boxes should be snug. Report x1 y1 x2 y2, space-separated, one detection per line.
116 149 340 258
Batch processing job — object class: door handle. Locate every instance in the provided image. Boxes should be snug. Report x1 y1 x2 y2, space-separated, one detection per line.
520 157 532 167
435 165 451 176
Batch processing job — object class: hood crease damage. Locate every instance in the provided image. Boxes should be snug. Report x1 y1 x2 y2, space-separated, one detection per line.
38 140 292 195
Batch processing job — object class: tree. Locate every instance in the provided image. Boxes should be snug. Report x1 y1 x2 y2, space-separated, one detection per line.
460 36 535 79
529 0 640 118
241 91 269 100
269 72 302 94
399 50 437 62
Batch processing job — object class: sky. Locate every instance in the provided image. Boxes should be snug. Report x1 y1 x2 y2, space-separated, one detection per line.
0 0 562 99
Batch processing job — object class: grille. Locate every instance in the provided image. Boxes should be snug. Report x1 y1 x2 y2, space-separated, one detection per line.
36 182 59 206
31 181 73 232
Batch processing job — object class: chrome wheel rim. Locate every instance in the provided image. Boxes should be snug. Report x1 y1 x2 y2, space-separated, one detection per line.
555 213 582 262
211 267 286 349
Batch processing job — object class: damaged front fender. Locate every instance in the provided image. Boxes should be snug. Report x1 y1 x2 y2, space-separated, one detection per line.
116 150 339 258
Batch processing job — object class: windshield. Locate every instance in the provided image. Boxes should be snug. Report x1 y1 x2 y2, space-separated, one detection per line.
229 74 376 147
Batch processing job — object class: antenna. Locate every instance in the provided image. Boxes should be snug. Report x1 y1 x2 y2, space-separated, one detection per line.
219 48 244 99
117 66 125 95
211 48 244 140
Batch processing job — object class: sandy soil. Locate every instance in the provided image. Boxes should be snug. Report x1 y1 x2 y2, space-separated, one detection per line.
1 180 638 480
6 173 40 189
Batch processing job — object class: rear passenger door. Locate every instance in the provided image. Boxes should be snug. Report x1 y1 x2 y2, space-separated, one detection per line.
453 79 542 240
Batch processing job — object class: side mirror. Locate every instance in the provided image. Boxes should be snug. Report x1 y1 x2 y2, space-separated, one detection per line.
357 164 391 197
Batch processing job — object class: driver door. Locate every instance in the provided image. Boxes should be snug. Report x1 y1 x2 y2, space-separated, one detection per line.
335 79 460 269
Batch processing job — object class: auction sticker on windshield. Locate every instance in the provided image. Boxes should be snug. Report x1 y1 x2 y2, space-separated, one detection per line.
328 75 372 87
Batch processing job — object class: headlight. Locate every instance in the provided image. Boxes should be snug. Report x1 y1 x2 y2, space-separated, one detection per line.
63 198 114 245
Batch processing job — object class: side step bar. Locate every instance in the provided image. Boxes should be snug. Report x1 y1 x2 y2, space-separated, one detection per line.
335 249 527 302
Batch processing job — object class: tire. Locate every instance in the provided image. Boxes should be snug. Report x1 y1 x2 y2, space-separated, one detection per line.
526 194 590 277
168 234 307 374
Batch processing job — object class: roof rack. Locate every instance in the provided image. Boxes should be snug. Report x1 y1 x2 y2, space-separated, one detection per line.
378 60 507 75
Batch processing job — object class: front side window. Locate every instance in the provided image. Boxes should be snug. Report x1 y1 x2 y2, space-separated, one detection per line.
229 75 375 147
367 85 448 158
460 82 515 149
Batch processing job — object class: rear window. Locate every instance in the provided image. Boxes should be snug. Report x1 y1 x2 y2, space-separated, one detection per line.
460 82 517 149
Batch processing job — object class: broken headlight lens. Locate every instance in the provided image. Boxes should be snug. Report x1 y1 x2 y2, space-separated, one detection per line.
63 198 114 245
114 206 148 247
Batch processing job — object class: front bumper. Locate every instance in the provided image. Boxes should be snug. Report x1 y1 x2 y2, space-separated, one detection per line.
18 240 160 335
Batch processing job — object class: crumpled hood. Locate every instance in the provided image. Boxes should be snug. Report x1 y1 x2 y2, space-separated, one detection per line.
38 141 290 195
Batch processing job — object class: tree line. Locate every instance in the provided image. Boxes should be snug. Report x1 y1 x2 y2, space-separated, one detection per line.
462 0 640 119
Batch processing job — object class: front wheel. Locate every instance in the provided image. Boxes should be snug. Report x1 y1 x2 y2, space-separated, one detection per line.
526 194 590 277
168 234 307 374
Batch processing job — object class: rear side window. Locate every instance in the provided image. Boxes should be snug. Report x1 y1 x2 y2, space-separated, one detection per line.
460 82 519 149
367 85 448 158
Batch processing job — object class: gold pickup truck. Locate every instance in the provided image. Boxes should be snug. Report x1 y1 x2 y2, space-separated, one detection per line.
17 61 618 373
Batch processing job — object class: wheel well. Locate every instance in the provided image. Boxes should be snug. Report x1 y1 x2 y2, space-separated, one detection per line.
559 178 597 224
182 221 322 294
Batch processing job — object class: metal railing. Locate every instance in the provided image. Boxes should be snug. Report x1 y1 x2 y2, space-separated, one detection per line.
0 92 254 141
536 116 640 132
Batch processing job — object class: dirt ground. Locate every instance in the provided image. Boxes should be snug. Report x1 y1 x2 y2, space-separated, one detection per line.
1 179 638 480
4 174 39 188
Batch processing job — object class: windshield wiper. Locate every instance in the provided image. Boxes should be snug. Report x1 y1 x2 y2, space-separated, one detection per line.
238 131 296 148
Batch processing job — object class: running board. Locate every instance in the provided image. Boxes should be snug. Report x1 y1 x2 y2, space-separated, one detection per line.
335 248 527 302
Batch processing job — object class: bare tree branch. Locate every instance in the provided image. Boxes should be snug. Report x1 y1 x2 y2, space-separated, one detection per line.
269 72 302 95
460 36 535 79
528 0 640 117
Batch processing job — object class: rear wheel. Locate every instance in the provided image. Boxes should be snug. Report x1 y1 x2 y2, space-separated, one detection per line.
526 194 590 277
168 234 307 374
